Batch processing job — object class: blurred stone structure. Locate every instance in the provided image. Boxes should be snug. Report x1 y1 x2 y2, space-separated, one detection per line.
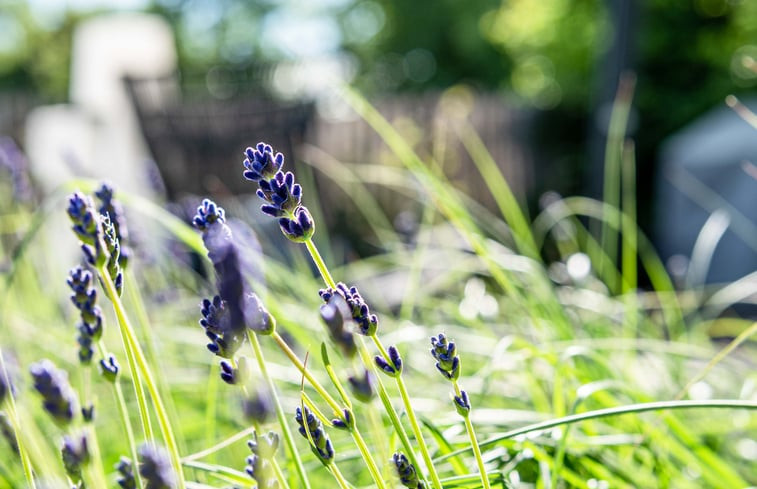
655 99 757 285
22 13 177 283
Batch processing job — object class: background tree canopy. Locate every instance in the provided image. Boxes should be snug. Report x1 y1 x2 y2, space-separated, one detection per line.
1 0 756 217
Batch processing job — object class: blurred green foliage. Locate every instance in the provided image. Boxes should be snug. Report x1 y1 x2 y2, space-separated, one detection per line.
0 0 755 175
0 2 81 102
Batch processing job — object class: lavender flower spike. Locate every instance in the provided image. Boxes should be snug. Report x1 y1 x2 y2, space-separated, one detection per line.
67 192 106 268
95 182 130 269
30 359 78 426
295 406 335 465
374 345 403 378
67 266 103 364
243 142 284 182
430 333 460 381
393 452 426 489
139 443 177 489
319 282 379 336
116 456 136 489
61 433 90 481
246 430 280 488
242 142 315 242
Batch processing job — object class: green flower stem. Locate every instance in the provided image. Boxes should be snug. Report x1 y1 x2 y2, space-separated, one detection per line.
182 427 256 462
328 463 352 489
270 332 387 489
304 238 337 289
97 266 186 489
452 382 490 489
96 337 143 489
435 399 757 463
125 270 186 452
271 332 343 416
1 348 35 488
80 367 109 489
114 380 144 488
354 337 426 487
84 426 108 489
247 330 311 489
203 362 219 463
305 239 426 489
271 457 290 489
100 310 153 442
301 237 429 487
369 333 441 488
390 359 443 489
348 420 388 489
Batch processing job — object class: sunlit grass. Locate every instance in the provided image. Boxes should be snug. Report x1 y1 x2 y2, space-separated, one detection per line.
0 89 755 488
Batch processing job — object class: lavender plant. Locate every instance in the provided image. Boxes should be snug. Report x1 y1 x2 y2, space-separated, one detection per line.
192 198 309 489
193 198 387 489
430 333 490 488
66 188 184 488
4 105 757 489
246 430 280 489
139 443 177 489
29 359 78 426
242 142 441 489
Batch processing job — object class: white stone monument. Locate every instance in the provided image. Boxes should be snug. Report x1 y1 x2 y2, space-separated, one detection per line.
25 12 177 196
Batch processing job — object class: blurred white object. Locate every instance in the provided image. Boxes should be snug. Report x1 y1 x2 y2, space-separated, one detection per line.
25 13 176 196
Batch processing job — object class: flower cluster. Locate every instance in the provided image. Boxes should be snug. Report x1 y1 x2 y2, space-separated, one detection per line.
295 406 334 465
219 356 250 386
29 360 78 426
61 433 90 482
67 267 103 364
67 192 105 267
94 183 130 268
67 191 124 295
430 333 460 381
347 369 375 403
242 142 314 242
393 452 426 489
319 294 357 358
246 430 280 489
194 200 248 359
0 365 8 404
100 354 120 383
430 334 470 415
194 199 276 388
374 345 403 378
242 389 274 425
139 443 176 489
0 136 32 202
319 283 379 336
199 295 242 358
101 215 124 296
116 456 136 489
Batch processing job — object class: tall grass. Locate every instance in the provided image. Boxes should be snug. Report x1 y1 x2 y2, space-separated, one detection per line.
0 88 755 489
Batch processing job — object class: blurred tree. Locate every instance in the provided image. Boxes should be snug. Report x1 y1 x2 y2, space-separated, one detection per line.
0 2 82 102
338 0 510 93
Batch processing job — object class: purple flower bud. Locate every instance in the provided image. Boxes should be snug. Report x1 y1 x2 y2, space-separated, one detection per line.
430 333 460 381
393 452 425 489
453 390 471 416
319 283 379 336
30 359 78 426
295 406 335 465
61 433 90 481
99 354 120 383
139 443 176 489
115 456 135 489
348 369 375 403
